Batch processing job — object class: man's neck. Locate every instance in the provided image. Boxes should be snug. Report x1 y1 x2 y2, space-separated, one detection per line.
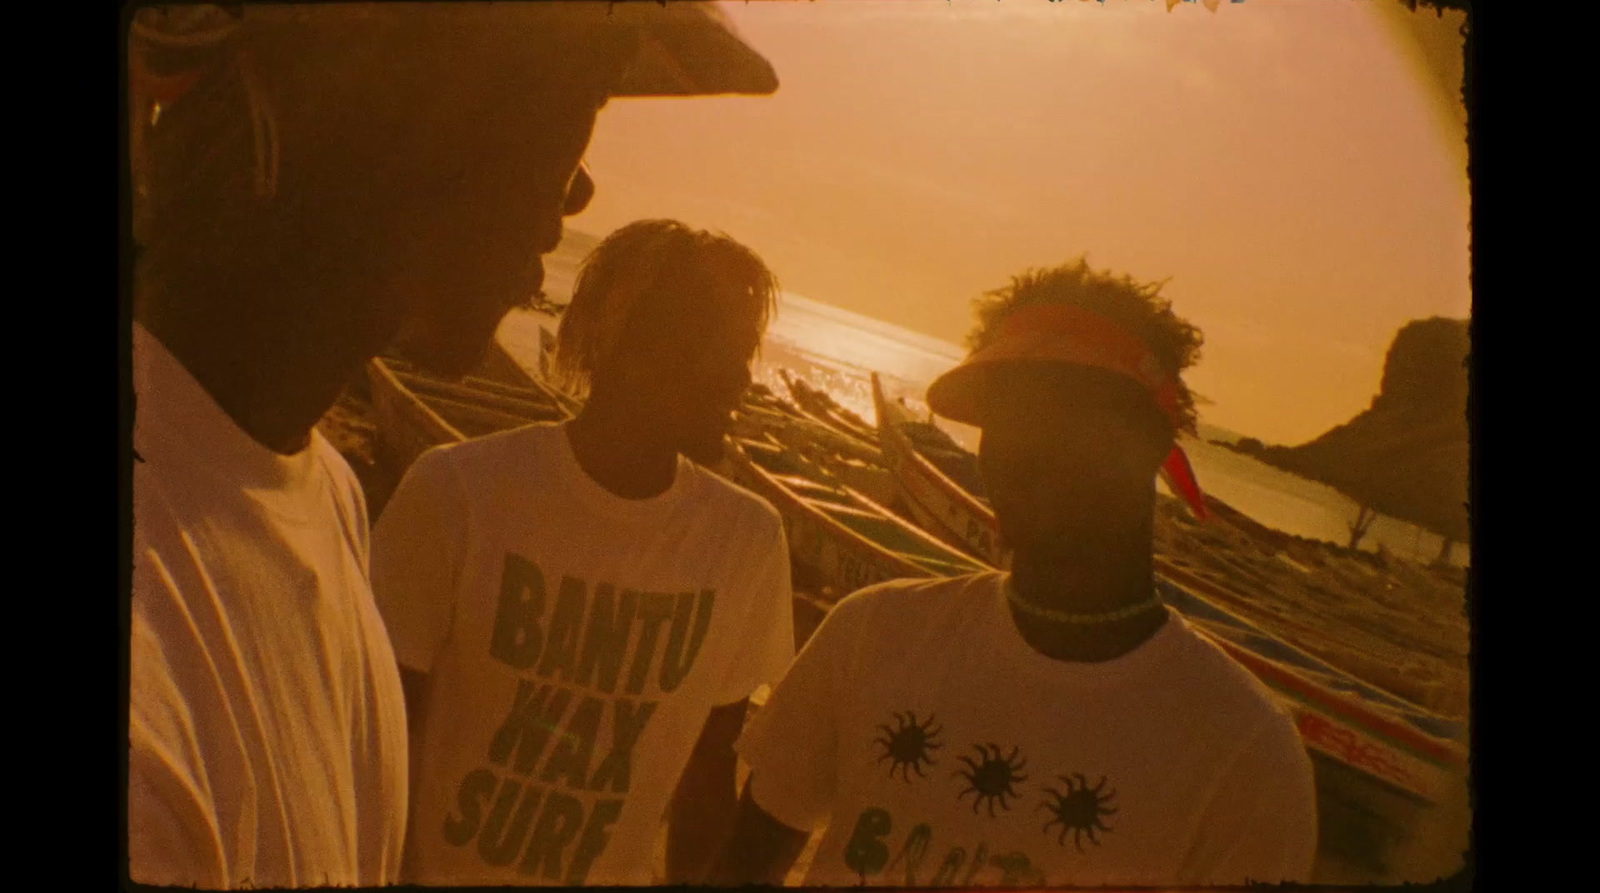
1006 513 1167 663
136 302 360 456
566 390 679 500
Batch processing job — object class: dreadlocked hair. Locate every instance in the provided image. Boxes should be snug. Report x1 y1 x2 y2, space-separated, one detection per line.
553 220 780 399
967 257 1205 435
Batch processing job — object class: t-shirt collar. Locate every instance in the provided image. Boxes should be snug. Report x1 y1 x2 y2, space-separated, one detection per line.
549 420 699 526
988 571 1185 686
132 322 323 497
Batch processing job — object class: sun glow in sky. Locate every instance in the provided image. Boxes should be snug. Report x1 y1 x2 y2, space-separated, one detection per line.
567 0 1470 445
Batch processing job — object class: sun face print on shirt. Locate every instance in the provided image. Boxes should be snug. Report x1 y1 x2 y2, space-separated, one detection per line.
1038 773 1118 851
953 743 1029 817
874 711 944 782
860 714 1121 858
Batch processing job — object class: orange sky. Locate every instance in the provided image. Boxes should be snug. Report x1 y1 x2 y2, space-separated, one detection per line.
568 0 1470 445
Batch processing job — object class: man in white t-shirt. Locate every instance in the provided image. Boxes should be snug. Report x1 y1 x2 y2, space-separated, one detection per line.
126 5 779 887
370 220 797 886
711 259 1320 888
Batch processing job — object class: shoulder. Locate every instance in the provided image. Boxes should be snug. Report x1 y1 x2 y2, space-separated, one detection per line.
132 456 178 540
794 574 997 673
692 465 786 540
1166 619 1302 737
843 571 1000 609
831 572 1001 633
402 422 562 492
430 420 559 469
311 428 361 488
311 431 370 525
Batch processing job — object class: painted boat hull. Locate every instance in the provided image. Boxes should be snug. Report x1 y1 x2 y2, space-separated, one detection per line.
873 373 1008 566
718 435 987 599
780 369 881 447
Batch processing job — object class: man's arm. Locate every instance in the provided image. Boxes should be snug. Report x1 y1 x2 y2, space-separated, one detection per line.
706 778 812 886
399 667 431 766
673 507 799 883
665 699 750 884
396 666 431 882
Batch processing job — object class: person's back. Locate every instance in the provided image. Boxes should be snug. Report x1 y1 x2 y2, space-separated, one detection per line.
371 220 796 885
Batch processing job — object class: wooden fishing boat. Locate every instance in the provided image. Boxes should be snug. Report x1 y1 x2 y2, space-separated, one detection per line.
780 369 881 447
368 354 980 602
527 327 880 475
366 356 569 470
1153 539 1467 719
1157 575 1464 781
533 324 817 428
719 433 988 597
1152 576 1468 879
873 372 1009 567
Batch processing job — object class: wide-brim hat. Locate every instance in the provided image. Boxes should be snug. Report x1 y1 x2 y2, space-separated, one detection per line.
129 2 778 98
926 302 1209 519
608 1 778 97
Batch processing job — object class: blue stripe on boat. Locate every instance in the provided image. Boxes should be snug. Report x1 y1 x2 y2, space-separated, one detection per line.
1156 581 1464 741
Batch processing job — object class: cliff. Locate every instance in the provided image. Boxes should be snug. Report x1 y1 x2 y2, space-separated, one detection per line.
1231 317 1470 544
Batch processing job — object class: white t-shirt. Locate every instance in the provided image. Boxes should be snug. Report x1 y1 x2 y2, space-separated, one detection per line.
737 572 1318 888
128 324 409 888
371 422 795 886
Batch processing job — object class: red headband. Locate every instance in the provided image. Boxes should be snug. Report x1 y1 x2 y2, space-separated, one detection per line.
926 302 1209 519
974 302 1182 430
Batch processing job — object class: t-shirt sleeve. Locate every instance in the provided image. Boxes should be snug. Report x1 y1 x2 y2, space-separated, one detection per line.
713 507 796 706
370 447 469 674
1180 712 1320 885
733 590 870 833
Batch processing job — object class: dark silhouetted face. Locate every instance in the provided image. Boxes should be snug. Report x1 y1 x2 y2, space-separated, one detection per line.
977 365 1173 560
389 88 608 378
603 279 764 465
360 17 641 379
132 12 640 397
